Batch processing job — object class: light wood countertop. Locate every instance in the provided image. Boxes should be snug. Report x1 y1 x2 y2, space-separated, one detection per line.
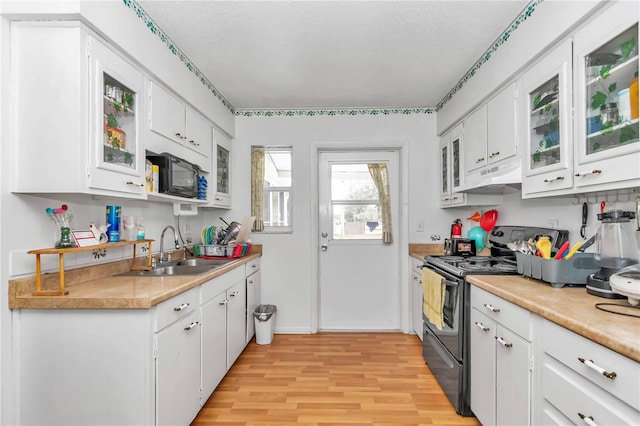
468 275 640 362
9 246 262 310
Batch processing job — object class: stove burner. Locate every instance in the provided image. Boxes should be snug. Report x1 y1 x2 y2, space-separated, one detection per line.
457 262 490 271
493 263 518 272
465 256 490 263
440 256 465 262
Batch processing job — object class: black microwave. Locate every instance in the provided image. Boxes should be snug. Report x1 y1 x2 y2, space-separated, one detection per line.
147 153 200 198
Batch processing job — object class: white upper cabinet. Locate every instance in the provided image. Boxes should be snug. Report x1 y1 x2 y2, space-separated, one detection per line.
463 83 519 185
487 82 518 164
11 23 147 198
208 129 232 209
520 40 574 197
439 124 503 208
463 105 489 175
573 3 639 190
149 82 212 172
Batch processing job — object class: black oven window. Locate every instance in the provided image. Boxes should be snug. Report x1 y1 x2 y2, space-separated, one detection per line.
442 285 458 329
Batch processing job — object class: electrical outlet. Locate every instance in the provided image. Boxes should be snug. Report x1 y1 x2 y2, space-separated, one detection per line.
417 220 424 232
186 237 193 244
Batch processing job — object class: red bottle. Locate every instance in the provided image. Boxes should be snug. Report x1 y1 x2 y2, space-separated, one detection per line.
451 219 462 239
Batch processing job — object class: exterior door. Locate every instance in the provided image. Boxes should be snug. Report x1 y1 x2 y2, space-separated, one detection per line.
318 150 400 330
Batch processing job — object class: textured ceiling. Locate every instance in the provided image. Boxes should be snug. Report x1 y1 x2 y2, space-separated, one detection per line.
136 0 531 111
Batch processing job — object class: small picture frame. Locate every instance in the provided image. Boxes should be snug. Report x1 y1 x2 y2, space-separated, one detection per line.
72 230 100 247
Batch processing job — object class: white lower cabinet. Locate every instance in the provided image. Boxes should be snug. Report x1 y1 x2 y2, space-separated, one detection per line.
538 319 640 425
245 258 262 343
470 286 532 425
155 307 201 426
410 257 423 340
15 263 256 425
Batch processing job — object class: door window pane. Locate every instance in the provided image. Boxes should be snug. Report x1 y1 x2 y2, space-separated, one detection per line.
330 163 381 240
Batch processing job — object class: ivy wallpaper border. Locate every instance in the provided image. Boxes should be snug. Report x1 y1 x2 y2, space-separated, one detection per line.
124 0 542 117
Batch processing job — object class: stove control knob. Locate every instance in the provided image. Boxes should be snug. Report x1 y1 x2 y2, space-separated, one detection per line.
492 230 504 237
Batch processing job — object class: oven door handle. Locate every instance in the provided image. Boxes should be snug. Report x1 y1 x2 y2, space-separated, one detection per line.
441 278 459 288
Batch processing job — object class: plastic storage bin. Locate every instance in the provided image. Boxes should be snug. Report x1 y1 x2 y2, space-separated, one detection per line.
254 304 277 345
515 252 599 288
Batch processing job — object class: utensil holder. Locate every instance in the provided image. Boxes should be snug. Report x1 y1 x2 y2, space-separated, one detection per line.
516 252 599 288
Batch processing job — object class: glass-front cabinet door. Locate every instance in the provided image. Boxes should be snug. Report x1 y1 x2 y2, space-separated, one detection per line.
90 37 146 196
439 139 451 206
520 40 573 197
210 129 232 208
574 4 639 189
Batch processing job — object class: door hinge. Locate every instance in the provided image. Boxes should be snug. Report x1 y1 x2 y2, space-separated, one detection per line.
153 343 157 360
529 355 534 371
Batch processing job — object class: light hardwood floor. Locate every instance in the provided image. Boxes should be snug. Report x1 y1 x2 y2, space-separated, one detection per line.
192 333 480 425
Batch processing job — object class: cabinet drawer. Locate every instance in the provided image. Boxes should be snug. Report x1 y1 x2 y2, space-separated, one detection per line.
245 258 261 276
470 286 532 340
542 319 640 409
201 266 244 304
154 286 199 332
542 355 640 425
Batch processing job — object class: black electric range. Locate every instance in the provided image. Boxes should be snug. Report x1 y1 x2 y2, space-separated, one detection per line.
420 225 568 417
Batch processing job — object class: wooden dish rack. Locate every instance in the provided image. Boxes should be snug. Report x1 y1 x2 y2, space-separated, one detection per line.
28 239 154 296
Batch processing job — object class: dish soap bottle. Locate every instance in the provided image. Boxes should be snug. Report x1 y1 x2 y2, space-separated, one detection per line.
136 218 145 240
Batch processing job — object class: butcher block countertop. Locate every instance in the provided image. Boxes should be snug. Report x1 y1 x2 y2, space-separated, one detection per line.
468 275 640 363
9 246 262 310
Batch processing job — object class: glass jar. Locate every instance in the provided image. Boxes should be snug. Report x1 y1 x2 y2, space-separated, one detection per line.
600 102 618 126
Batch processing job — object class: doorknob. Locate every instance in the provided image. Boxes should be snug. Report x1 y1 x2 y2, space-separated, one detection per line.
321 244 328 251
321 231 328 238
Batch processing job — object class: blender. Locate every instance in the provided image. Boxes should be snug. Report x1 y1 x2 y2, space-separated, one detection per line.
586 210 638 298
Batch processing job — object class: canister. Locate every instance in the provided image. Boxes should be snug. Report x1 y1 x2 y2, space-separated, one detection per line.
106 205 121 242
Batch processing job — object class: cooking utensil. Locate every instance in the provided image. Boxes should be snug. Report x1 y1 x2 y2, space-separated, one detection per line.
554 241 570 259
600 201 606 214
536 237 552 259
564 241 583 260
580 202 588 238
479 209 498 231
578 234 596 252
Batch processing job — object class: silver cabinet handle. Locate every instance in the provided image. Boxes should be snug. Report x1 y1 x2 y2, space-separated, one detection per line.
229 291 239 297
126 181 144 187
175 132 186 140
189 140 200 147
578 357 617 380
543 176 565 183
475 157 485 163
483 303 500 313
218 299 228 306
251 263 258 268
184 321 199 331
249 279 255 284
575 169 602 177
174 302 190 312
474 321 490 332
578 413 598 426
495 336 512 348
489 151 500 158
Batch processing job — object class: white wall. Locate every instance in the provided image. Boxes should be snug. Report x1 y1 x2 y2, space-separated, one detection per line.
226 113 453 333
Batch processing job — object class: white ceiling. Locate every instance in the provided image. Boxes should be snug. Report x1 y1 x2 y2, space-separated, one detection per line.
136 0 531 111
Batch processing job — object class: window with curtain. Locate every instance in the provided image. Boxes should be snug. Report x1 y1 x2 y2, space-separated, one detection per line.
251 146 292 232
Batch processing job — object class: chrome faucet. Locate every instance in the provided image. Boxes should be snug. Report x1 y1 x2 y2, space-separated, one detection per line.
159 225 180 264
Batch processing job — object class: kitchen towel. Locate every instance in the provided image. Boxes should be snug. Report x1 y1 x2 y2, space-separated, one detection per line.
422 268 445 330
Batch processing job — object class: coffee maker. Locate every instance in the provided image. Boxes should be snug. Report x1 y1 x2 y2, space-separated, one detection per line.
586 210 638 298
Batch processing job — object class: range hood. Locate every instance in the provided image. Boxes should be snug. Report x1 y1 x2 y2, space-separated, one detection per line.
458 159 522 194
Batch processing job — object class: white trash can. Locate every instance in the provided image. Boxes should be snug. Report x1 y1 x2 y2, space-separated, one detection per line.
253 304 277 345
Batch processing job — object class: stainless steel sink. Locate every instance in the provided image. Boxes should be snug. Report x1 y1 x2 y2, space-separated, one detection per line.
175 258 231 267
116 258 232 277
